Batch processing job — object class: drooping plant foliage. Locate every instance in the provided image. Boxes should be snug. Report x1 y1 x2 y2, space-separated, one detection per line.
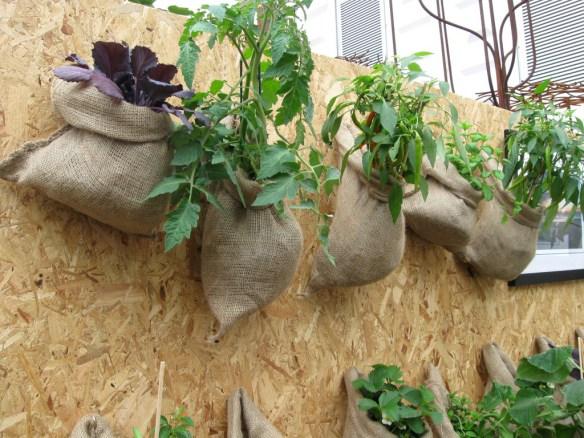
504 81 584 227
444 120 503 201
322 53 449 222
448 347 584 437
353 364 443 437
133 407 195 438
149 0 339 253
54 42 188 119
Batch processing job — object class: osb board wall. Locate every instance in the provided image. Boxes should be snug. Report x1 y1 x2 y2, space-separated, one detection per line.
0 0 582 436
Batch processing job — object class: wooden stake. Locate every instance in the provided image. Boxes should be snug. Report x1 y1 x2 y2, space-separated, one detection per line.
578 337 583 381
154 361 166 438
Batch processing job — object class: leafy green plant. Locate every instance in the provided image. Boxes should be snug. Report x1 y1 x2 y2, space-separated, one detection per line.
322 53 450 222
444 120 503 201
353 364 443 437
133 407 195 438
148 0 338 256
504 82 584 227
448 347 584 437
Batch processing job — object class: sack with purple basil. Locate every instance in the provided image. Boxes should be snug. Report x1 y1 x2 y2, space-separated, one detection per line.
0 42 185 235
305 122 407 294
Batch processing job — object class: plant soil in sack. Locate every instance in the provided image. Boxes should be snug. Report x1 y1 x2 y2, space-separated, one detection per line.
0 79 173 235
404 157 482 253
201 170 303 341
457 183 542 281
425 365 459 438
306 122 407 294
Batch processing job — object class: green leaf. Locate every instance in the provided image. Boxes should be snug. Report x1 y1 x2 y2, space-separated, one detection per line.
563 380 584 406
372 101 397 135
439 81 449 96
172 143 201 166
388 184 404 223
357 398 379 412
257 147 298 180
408 62 422 72
207 4 225 20
422 127 437 166
449 103 459 124
324 167 340 195
508 389 540 426
252 174 298 207
209 79 225 94
419 175 429 201
132 427 143 438
398 405 421 419
527 347 572 373
147 176 187 199
168 5 193 15
533 79 551 95
190 21 218 34
180 416 195 427
129 0 155 5
290 199 316 210
164 199 200 252
405 417 426 434
177 40 200 89
261 78 281 106
379 391 400 408
271 33 291 64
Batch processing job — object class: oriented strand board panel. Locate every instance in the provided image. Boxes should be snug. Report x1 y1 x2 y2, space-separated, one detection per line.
0 0 582 436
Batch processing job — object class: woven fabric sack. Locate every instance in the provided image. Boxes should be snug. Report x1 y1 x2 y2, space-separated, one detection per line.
228 388 283 438
457 184 542 281
343 368 432 438
403 158 482 252
201 171 303 341
0 79 173 235
70 415 115 438
425 365 459 438
482 343 517 395
305 122 406 294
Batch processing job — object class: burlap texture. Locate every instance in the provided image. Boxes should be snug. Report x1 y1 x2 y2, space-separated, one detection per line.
0 79 173 235
425 365 459 438
343 368 432 438
482 343 517 395
305 122 406 294
201 171 303 341
457 184 542 281
403 158 482 253
228 388 283 438
70 415 115 438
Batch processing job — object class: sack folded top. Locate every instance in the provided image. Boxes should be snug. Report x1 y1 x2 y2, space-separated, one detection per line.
52 79 173 142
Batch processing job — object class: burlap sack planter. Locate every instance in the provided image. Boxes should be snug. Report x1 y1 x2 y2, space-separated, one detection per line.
457 185 543 281
343 368 433 438
201 172 303 341
306 123 406 294
0 79 173 235
425 365 459 438
71 415 115 438
228 388 283 438
403 159 482 253
482 343 517 395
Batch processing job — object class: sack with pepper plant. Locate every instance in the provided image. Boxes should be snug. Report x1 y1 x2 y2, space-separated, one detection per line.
404 117 502 253
0 42 189 235
148 0 339 340
458 81 584 281
306 53 448 293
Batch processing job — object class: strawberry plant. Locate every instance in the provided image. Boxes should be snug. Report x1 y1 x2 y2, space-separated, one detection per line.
444 120 503 201
322 53 449 222
133 407 195 438
448 347 584 437
148 0 338 255
504 81 584 228
352 364 443 436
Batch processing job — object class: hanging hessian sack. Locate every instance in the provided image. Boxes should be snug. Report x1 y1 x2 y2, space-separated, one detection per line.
0 79 173 235
482 343 518 395
70 415 116 438
425 365 459 438
228 388 283 438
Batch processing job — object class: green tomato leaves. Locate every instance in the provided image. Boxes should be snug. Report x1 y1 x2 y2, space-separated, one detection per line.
163 200 201 252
